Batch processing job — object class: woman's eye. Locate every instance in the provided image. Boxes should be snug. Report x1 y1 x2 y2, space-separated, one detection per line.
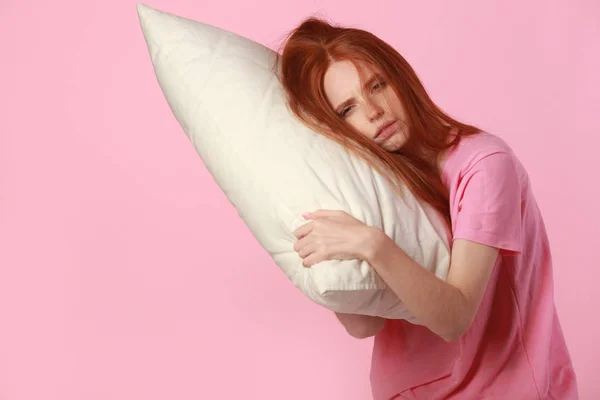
340 107 352 117
372 81 385 91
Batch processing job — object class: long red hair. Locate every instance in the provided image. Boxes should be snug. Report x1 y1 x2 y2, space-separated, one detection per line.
274 16 483 225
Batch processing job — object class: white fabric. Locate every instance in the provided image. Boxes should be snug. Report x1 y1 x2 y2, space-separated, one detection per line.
136 4 451 319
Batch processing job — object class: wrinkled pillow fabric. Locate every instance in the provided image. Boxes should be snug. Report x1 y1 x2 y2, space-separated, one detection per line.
136 4 451 320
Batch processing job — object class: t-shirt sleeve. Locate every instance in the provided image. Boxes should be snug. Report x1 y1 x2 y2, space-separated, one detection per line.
453 151 522 255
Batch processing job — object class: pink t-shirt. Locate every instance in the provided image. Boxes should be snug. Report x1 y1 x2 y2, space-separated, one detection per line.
370 132 578 399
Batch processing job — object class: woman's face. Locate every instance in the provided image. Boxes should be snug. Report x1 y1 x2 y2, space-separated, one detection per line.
323 60 410 152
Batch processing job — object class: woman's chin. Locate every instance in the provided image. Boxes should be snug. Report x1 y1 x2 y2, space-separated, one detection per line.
382 133 407 152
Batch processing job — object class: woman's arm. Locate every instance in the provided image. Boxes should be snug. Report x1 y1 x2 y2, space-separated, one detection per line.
366 233 499 342
334 312 386 339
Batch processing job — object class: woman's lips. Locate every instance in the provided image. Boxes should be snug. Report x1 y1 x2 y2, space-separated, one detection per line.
375 121 397 141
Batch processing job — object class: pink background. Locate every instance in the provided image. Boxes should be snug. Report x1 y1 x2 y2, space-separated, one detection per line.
1 0 598 399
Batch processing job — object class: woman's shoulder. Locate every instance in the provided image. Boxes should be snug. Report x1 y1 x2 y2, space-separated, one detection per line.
443 131 520 179
455 131 515 156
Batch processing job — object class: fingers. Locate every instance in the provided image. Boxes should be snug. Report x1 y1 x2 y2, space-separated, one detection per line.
303 251 324 268
294 221 313 239
294 235 322 267
293 209 354 268
293 216 337 239
293 238 317 267
298 240 336 268
297 241 318 259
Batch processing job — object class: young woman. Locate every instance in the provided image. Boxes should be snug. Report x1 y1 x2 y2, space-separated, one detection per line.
275 17 578 399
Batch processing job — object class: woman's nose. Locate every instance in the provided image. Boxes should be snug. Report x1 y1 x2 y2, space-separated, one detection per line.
367 102 384 121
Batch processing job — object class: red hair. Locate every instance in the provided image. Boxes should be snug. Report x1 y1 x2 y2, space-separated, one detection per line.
274 16 483 225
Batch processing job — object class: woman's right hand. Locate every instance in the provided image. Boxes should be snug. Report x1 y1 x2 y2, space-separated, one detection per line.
334 312 386 339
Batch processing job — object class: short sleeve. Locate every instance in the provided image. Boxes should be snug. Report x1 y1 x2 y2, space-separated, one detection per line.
453 152 522 255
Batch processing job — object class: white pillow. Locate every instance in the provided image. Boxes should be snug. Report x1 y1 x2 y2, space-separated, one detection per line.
136 4 451 320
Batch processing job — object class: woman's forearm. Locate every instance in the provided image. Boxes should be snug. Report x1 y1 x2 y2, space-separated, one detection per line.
335 312 386 339
367 231 471 342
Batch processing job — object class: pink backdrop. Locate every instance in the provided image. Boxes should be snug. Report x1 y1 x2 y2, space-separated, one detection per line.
1 0 598 399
